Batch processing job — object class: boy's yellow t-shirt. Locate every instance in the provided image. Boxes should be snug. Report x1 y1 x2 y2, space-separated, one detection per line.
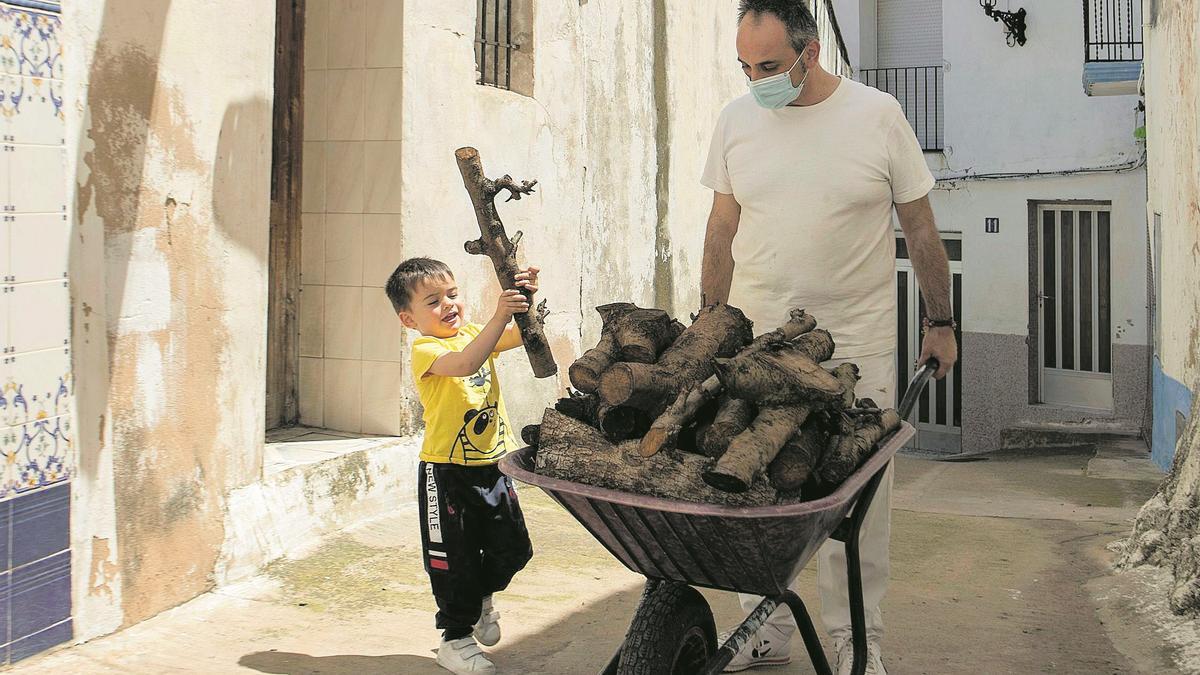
411 323 518 465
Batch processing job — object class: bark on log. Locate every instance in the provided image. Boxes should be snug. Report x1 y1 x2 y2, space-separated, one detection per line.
814 409 902 488
599 303 752 414
697 397 755 459
455 147 557 378
704 364 859 493
638 308 813 456
768 415 832 494
714 330 840 406
534 410 780 506
614 309 682 363
598 405 652 442
554 390 602 426
569 303 639 393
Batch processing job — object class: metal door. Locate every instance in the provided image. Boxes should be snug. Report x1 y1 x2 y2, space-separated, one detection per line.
896 233 962 453
1036 205 1114 410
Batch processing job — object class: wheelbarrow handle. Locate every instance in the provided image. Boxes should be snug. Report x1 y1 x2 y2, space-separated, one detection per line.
897 358 938 420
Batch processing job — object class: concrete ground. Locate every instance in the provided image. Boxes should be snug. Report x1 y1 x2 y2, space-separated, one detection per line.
14 438 1197 674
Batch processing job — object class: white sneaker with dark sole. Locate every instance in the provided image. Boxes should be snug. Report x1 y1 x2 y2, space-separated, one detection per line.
719 626 793 672
436 636 495 675
834 638 887 675
474 595 501 647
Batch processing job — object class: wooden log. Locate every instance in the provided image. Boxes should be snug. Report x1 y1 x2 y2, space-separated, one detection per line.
521 424 540 448
614 309 681 363
554 390 602 426
704 364 859 493
598 405 653 442
696 397 755 459
569 303 639 393
814 409 902 488
455 147 557 378
599 303 752 414
713 330 841 406
768 415 832 494
534 410 779 506
636 308 815 457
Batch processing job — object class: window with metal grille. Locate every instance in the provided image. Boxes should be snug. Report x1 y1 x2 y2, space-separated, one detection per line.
475 0 531 94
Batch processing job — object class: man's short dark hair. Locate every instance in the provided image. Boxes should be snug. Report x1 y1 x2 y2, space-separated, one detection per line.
737 0 819 55
385 257 454 313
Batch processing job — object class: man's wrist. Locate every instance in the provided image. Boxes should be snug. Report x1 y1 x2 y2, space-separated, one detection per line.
921 316 957 334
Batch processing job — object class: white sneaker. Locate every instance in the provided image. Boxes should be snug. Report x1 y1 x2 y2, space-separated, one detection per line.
436 636 495 674
834 638 887 675
474 595 501 647
719 624 792 672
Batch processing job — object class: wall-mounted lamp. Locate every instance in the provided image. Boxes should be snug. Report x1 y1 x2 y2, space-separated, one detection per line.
979 0 1027 47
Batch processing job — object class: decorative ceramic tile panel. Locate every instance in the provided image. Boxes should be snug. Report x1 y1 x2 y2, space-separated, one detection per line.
1 75 65 145
0 4 62 79
7 281 68 354
5 347 70 424
9 214 67 283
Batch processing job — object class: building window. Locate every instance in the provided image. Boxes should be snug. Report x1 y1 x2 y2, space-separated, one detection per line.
474 0 534 96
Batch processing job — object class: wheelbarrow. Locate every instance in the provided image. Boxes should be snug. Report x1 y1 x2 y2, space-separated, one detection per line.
500 360 937 675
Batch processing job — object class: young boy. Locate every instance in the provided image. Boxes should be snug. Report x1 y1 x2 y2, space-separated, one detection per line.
385 257 537 675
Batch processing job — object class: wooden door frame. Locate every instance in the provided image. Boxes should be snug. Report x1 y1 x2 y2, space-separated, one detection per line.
267 0 305 429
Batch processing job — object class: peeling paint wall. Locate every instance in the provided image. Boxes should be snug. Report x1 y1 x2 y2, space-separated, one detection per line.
1144 0 1200 467
302 0 748 432
68 0 275 633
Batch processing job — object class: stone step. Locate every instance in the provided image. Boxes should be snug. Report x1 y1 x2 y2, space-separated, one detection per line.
1000 422 1144 451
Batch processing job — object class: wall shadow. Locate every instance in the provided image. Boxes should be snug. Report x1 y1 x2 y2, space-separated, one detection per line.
239 584 643 675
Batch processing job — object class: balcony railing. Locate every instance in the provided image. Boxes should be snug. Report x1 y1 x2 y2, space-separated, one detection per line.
859 66 944 152
812 0 854 78
1084 0 1143 62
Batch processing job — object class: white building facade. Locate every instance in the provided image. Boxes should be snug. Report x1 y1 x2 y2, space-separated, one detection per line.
837 0 1150 454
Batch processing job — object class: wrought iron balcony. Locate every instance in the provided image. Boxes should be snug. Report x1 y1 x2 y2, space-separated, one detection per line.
1085 0 1142 62
859 66 944 152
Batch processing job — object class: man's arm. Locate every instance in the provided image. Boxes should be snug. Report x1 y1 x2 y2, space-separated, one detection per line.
895 195 958 379
700 191 741 305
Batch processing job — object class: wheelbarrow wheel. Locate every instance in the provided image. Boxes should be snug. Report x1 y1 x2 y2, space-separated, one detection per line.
617 582 716 675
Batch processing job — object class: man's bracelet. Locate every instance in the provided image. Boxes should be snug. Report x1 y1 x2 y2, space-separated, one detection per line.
921 317 957 333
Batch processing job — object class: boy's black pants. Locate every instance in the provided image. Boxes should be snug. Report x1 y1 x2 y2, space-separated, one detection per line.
418 461 533 640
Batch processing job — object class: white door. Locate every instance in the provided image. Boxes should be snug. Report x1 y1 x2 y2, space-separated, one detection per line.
896 233 962 453
1036 204 1114 410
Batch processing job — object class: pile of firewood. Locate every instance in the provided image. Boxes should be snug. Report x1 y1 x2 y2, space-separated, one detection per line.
523 304 902 506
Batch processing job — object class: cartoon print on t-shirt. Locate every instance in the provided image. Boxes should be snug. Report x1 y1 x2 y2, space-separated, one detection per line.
452 400 507 462
466 365 491 389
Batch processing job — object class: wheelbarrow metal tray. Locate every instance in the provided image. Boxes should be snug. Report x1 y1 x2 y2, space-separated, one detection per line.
501 422 914 598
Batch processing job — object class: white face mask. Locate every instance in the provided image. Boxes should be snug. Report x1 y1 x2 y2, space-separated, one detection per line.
748 53 810 109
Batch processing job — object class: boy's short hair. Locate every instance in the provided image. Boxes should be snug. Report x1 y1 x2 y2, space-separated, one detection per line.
385 257 454 313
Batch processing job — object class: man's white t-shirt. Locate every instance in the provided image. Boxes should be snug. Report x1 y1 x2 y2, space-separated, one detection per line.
701 78 935 358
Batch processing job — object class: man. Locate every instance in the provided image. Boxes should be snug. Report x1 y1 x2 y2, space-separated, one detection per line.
700 1 958 673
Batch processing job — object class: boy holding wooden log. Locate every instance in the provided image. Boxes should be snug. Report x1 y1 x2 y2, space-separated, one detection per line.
385 256 540 675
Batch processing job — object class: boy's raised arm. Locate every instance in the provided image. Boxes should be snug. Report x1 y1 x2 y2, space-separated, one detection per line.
494 265 539 353
427 290 529 377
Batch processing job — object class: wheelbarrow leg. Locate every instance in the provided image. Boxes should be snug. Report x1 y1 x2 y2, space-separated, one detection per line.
781 592 833 675
832 463 889 675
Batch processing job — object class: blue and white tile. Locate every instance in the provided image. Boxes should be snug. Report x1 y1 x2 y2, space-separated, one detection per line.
8 145 64 214
4 347 70 425
1 421 19 500
10 619 70 664
2 75 63 146
10 214 67 283
7 414 69 493
7 281 68 354
1 4 62 80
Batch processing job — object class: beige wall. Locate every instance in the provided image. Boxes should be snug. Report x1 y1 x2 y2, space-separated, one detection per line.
68 0 275 634
1145 0 1200 389
301 0 750 433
